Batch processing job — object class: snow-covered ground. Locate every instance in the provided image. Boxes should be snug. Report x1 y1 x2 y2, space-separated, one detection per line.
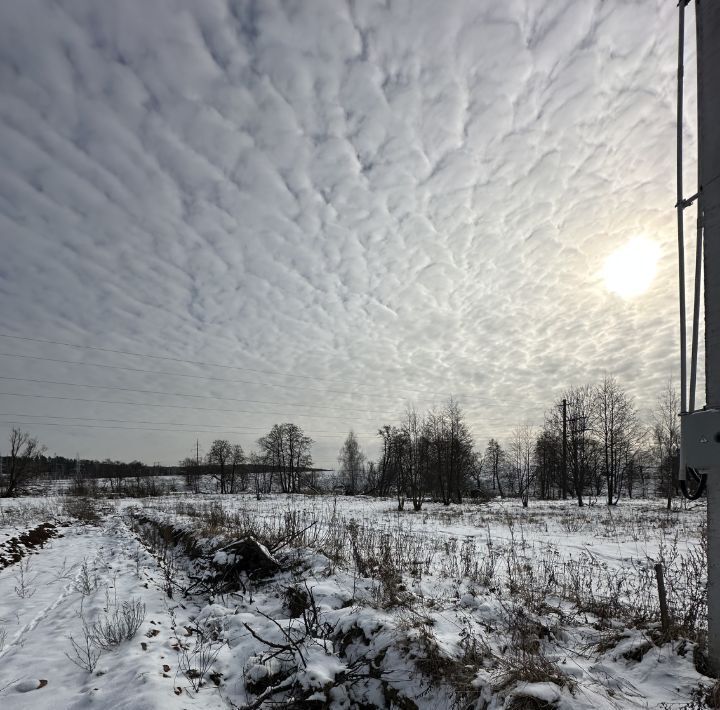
0 493 713 709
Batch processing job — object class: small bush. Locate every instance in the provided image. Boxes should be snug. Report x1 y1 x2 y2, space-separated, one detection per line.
74 558 100 595
91 599 146 649
62 497 101 523
66 631 101 673
66 597 146 672
177 621 224 692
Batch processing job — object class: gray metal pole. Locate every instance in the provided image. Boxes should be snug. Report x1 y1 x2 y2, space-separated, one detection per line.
697 0 720 676
689 0 705 416
689 213 704 413
677 1 689 416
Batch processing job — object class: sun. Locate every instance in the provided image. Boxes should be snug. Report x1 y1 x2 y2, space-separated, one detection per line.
602 237 661 299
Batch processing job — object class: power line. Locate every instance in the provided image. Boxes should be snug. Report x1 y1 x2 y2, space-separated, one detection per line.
0 390 385 421
0 350 466 404
0 334 531 404
0 412 377 436
0 375 406 416
0 350 534 409
0 391 528 430
0 419 362 439
0 332 459 397
0 351 396 399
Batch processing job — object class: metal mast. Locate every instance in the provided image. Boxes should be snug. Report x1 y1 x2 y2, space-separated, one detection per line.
678 0 720 676
677 1 689 418
698 0 720 676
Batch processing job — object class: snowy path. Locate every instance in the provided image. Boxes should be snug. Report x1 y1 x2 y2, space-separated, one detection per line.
0 516 228 710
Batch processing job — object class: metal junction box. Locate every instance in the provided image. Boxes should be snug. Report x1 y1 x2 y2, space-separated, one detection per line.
681 409 720 469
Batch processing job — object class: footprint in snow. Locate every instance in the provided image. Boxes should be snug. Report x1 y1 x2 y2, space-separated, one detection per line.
12 679 48 692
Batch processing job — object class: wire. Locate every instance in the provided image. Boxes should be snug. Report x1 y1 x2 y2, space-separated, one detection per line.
0 334 532 404
0 360 539 424
0 350 518 406
0 391 526 432
0 419 364 439
0 412 377 436
0 390 383 421
0 375 405 416
0 332 460 397
0 350 407 400
0 340 534 443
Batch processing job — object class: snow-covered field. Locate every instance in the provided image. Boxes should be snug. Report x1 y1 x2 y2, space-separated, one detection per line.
0 493 712 709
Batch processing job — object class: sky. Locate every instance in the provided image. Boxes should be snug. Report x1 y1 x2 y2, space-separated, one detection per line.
0 0 704 469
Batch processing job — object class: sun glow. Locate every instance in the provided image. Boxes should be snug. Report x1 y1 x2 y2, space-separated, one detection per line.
602 237 661 299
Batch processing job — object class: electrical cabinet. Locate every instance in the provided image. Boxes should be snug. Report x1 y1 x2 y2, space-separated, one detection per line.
681 409 720 469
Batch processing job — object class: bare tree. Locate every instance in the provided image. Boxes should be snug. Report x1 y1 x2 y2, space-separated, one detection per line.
593 376 642 505
469 450 485 495
562 385 595 507
229 444 246 493
179 457 200 493
377 425 404 505
1 429 45 497
402 408 425 511
376 402 474 507
338 431 365 495
445 399 474 503
365 460 378 493
484 438 505 497
534 428 562 500
248 451 271 499
424 399 474 504
652 380 681 509
207 439 233 494
509 424 535 507
257 424 313 493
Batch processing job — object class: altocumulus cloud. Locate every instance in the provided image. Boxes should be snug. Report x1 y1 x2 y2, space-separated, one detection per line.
0 0 699 465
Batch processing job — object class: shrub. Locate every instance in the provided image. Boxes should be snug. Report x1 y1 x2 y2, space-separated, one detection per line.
91 599 146 649
62 496 100 523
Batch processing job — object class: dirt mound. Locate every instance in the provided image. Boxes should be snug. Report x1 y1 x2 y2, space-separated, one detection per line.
0 522 59 569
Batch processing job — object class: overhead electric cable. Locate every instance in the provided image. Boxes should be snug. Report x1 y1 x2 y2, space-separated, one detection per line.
0 375 407 415
0 390 526 431
0 390 384 421
0 351 533 408
0 334 531 404
0 333 457 397
0 419 366 439
0 411 376 435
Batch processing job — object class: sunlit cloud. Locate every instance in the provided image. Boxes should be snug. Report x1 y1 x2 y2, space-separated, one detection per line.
0 0 695 465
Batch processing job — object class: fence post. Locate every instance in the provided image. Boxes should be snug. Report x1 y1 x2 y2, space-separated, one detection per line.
655 563 670 635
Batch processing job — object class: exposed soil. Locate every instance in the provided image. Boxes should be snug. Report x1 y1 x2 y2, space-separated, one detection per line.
0 522 60 569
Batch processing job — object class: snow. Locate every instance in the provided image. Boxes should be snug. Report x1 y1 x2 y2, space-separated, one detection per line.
0 493 713 708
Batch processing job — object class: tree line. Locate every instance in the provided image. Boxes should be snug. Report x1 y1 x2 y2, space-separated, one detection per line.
335 376 682 510
0 377 684 507
179 422 316 497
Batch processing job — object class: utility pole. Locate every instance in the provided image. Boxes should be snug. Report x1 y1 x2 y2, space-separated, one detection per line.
562 398 568 500
677 0 720 676
697 0 720 677
196 439 200 467
677 0 690 418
